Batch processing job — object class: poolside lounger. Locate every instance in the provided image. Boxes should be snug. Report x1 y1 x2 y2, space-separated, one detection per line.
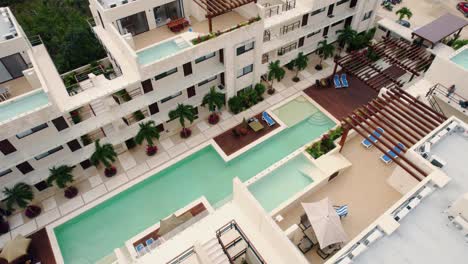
333 74 342 89
340 74 349 88
135 243 147 257
334 205 348 218
262 111 276 127
146 238 155 249
380 143 405 164
361 127 384 148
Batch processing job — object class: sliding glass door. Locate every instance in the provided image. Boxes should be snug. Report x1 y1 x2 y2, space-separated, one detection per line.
153 0 184 27
116 11 149 36
0 53 27 83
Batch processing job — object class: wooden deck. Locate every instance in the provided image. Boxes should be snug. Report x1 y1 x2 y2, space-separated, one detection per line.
29 228 57 264
304 73 378 120
214 113 280 156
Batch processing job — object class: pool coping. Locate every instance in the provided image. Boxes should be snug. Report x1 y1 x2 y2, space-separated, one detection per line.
0 88 51 125
136 34 195 66
448 45 468 72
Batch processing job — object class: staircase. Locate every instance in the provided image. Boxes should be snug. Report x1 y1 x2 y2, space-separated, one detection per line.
201 238 230 264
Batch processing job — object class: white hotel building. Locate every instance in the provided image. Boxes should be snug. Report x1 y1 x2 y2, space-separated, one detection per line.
0 0 378 197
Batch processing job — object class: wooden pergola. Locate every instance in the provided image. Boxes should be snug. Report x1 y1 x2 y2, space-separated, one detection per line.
192 0 257 32
338 88 447 181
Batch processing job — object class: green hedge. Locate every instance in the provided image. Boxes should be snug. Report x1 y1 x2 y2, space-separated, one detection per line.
306 127 343 159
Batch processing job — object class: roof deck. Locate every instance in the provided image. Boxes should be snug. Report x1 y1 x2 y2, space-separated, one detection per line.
133 11 249 50
0 7 18 42
276 136 402 263
0 76 35 100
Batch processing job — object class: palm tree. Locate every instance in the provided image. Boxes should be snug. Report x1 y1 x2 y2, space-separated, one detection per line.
316 40 335 70
202 87 225 124
292 52 309 82
90 139 118 177
169 104 196 138
396 7 413 21
267 60 285 94
135 121 160 156
336 26 357 54
47 165 78 198
451 39 468 50
3 183 41 218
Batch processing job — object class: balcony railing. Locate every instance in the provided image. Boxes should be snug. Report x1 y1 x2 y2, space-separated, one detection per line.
264 5 280 18
166 247 196 264
28 35 43 47
282 0 296 11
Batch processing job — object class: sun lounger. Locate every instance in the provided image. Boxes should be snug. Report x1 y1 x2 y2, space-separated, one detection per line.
135 243 147 257
262 111 276 127
361 127 384 148
334 205 348 218
380 142 405 164
146 238 155 249
333 74 342 89
340 74 349 88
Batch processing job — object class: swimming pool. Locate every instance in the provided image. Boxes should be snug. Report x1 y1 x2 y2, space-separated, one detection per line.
450 48 468 70
249 154 315 212
137 38 190 65
273 95 323 126
0 90 49 123
54 108 335 263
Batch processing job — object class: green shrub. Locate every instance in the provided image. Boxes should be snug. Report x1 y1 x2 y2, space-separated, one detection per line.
63 73 77 87
254 83 266 97
81 135 92 146
306 127 343 159
133 110 145 121
228 96 244 114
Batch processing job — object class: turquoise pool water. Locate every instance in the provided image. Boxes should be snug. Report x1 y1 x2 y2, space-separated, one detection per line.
451 49 468 70
55 111 335 263
273 95 323 126
249 154 315 212
0 90 49 122
137 39 190 65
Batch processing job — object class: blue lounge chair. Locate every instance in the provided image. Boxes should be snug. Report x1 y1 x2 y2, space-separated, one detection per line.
341 74 349 88
262 111 276 127
135 243 147 256
361 127 384 148
334 205 348 218
334 74 342 89
146 238 155 249
381 143 405 164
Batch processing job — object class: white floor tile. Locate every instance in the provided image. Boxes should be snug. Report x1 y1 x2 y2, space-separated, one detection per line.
36 208 61 227
146 152 170 168
41 196 58 212
88 175 103 188
8 214 24 229
59 196 84 215
203 125 222 139
127 162 150 180
250 101 270 114
280 87 297 98
118 151 137 170
160 138 175 150
220 110 233 120
196 121 210 131
82 185 107 204
266 93 284 105
234 109 254 122
274 81 287 91
185 133 207 148
167 143 189 158
104 174 129 191
11 220 37 238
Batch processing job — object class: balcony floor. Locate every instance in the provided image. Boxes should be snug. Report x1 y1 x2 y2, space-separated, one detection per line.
133 12 248 50
1 76 34 100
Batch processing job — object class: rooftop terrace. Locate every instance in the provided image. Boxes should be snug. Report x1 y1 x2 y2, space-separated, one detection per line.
0 7 18 42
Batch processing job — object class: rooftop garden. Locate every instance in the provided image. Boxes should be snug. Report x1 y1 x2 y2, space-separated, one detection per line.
62 60 117 96
306 126 343 159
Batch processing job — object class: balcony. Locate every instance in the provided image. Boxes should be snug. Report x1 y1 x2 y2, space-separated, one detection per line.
63 63 119 96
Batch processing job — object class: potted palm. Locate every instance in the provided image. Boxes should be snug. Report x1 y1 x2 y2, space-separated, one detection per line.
135 120 160 156
202 87 225 125
336 26 357 56
3 183 41 219
396 7 412 22
315 40 335 70
169 104 196 138
47 165 78 199
267 60 285 94
90 139 118 177
292 52 308 82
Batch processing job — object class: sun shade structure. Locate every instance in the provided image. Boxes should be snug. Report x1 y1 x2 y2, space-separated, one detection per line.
192 0 257 31
339 88 446 181
302 198 348 249
0 235 31 263
412 13 468 48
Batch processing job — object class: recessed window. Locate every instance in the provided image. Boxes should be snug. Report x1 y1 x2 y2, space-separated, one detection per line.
16 123 49 139
307 29 321 38
310 7 326 16
362 11 373 21
198 76 217 86
34 181 50 191
155 68 178 80
0 139 17 155
16 162 34 175
331 20 344 27
237 85 253 96
0 169 12 177
34 146 64 160
237 64 253 78
236 41 255 56
336 0 349 5
195 52 216 63
161 91 183 104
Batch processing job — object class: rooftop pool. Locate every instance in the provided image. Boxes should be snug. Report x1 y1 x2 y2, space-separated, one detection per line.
0 90 49 123
54 103 335 263
450 48 468 70
137 38 190 65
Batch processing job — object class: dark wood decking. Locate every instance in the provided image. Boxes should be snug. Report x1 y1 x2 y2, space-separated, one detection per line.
132 203 206 247
29 228 57 264
304 73 378 120
214 113 280 156
367 65 406 89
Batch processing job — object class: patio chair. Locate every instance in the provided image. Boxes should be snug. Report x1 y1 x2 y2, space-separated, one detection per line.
380 142 405 164
146 237 155 250
361 127 384 148
333 205 348 218
135 243 147 257
340 74 349 88
333 74 342 89
262 111 276 127
299 214 311 230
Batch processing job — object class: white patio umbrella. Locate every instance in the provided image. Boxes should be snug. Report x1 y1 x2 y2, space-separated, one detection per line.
0 235 31 263
302 198 348 249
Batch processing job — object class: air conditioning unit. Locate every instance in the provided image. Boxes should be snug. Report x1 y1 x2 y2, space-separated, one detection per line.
2 33 14 40
430 155 446 168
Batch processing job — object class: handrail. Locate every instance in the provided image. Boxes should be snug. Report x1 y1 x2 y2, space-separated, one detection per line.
28 35 43 47
428 83 467 105
166 246 196 264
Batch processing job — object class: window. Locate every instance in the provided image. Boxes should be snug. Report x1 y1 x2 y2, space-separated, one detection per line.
52 116 69 131
0 139 16 155
0 169 12 177
16 162 34 175
16 123 49 139
34 146 64 160
236 42 255 56
237 64 253 78
331 20 344 27
161 91 182 104
67 140 82 152
80 159 93 170
336 0 349 5
198 76 217 86
307 30 321 38
34 181 50 191
155 68 177 80
278 42 297 56
310 7 325 16
280 21 300 35
195 52 216 63
237 85 253 96
262 54 269 64
362 10 373 21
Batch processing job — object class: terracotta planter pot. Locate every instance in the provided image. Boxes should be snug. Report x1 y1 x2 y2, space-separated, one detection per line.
292 76 300 82
180 128 192 138
64 186 79 199
208 113 220 125
104 166 117 177
25 205 41 219
0 220 9 235
267 88 275 95
146 145 158 156
315 64 323 70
